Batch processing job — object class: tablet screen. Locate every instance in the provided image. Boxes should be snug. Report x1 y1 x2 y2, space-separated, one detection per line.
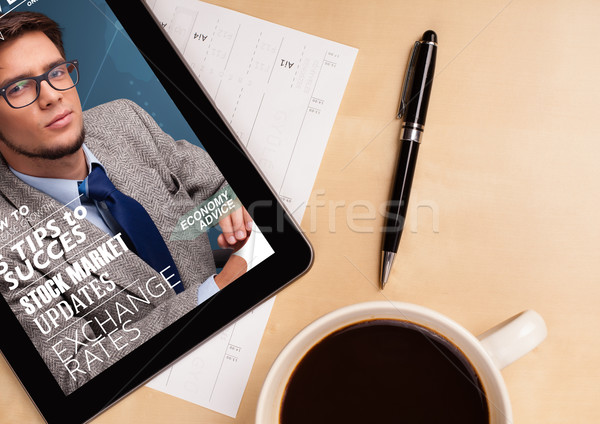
0 0 276 396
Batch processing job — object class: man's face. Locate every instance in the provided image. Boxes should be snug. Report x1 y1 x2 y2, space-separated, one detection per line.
0 31 83 163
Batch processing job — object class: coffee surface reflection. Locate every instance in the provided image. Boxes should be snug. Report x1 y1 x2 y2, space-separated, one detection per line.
280 319 489 424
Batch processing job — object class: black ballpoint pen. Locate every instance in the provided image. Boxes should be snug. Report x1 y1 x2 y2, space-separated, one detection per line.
380 30 437 288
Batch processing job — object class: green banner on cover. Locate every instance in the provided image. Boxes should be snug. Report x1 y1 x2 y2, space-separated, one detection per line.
170 185 242 241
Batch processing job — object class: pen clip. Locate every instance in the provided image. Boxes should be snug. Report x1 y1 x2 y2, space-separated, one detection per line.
398 41 420 119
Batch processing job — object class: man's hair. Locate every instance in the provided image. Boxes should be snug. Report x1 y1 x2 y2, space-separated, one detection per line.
0 12 64 58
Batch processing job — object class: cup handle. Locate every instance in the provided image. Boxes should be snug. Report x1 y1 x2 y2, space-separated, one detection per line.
477 310 547 370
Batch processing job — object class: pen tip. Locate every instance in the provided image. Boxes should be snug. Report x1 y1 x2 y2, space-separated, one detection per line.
380 251 395 289
380 272 388 290
422 30 437 44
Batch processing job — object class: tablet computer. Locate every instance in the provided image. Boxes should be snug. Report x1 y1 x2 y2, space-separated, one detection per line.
0 1 313 422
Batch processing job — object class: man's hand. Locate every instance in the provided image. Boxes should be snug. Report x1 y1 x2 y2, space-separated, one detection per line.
217 207 253 251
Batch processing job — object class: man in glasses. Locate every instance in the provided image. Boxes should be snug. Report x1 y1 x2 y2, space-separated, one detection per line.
0 12 253 393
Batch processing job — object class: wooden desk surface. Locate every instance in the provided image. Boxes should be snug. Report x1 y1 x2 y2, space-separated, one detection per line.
2 0 599 422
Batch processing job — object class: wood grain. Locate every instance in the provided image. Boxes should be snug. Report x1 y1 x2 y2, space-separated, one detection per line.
2 0 598 422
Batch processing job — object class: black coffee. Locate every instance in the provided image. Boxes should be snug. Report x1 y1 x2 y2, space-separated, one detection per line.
280 319 489 424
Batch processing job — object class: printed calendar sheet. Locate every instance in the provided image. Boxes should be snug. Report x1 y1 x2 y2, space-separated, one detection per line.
144 0 357 417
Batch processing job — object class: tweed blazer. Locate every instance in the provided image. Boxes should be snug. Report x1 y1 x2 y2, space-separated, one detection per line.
0 99 225 394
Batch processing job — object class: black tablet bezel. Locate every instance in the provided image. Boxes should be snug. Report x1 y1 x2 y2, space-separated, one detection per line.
0 2 313 423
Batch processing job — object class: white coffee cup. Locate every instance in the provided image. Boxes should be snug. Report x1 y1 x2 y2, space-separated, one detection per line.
256 301 547 423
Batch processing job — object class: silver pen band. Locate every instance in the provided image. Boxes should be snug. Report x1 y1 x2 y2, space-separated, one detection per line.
400 122 424 143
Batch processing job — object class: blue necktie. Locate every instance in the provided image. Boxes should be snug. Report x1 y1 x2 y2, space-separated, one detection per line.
85 165 184 294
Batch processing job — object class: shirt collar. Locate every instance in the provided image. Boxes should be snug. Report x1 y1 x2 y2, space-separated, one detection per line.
10 145 105 206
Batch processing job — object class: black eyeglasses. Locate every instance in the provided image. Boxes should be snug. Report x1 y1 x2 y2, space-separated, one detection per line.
0 60 79 109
